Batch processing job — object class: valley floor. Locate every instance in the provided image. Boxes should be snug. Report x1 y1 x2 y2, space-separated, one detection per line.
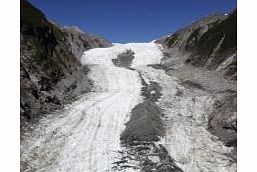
21 43 236 172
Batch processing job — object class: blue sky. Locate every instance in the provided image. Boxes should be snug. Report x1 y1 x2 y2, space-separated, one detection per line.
29 0 236 43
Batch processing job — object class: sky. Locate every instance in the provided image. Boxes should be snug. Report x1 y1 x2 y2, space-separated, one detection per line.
29 0 237 43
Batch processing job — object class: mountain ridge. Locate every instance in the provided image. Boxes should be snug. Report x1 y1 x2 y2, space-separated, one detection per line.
20 0 112 134
156 9 236 80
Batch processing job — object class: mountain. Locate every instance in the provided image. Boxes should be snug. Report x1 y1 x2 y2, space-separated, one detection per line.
20 1 237 170
156 9 236 80
156 10 237 149
20 0 112 133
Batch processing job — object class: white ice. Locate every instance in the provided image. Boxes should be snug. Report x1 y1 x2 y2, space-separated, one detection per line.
21 43 163 172
21 42 235 172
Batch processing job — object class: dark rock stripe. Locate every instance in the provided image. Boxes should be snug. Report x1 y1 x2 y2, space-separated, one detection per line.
112 49 135 68
116 69 182 171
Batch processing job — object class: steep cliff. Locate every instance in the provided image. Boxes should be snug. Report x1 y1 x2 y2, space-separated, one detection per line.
20 0 112 131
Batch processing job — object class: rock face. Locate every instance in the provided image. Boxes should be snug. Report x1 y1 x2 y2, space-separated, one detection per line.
112 50 135 68
20 0 112 133
156 10 237 150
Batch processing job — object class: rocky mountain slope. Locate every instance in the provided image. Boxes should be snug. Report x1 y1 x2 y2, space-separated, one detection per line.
20 0 112 134
156 9 237 151
156 9 236 80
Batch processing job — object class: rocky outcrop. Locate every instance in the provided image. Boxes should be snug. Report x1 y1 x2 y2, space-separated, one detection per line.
156 9 237 150
20 0 112 133
112 50 135 68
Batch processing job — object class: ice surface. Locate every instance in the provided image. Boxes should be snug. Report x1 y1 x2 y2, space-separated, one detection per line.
21 43 235 172
21 43 163 172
